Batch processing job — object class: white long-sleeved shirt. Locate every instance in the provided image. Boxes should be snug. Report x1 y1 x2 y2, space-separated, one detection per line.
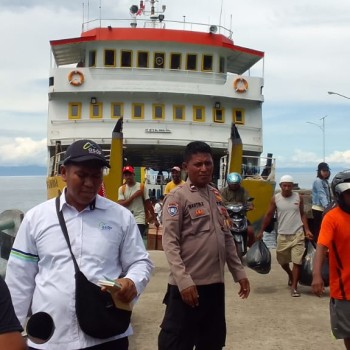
5 192 154 349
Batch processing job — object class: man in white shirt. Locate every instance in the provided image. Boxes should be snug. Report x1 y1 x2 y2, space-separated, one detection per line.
5 139 154 350
117 165 159 237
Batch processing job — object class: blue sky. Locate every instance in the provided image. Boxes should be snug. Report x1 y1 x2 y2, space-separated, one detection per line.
1 0 350 169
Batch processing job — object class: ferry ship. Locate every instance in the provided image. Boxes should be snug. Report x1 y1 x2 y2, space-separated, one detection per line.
46 0 276 228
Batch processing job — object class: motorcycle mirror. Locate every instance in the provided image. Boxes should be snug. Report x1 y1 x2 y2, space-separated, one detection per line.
26 312 55 344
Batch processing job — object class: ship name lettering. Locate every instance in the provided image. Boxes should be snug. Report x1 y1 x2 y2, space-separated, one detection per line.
145 128 171 134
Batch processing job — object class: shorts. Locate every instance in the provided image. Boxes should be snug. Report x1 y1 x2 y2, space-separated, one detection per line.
276 231 305 265
330 298 350 339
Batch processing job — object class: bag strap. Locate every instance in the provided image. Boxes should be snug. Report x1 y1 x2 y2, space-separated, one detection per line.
55 196 80 273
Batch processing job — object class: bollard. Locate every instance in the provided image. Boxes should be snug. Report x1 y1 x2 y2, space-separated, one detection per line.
0 218 15 231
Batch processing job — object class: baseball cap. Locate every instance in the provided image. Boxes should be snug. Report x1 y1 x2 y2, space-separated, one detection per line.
63 140 110 168
317 162 330 171
122 165 135 174
171 166 181 172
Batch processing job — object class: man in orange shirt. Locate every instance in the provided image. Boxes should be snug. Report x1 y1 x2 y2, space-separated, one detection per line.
312 170 350 349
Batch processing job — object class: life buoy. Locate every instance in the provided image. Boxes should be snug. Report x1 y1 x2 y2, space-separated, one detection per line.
233 77 248 93
68 70 84 86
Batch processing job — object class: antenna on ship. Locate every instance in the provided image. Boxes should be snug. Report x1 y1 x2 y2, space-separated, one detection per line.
130 0 166 28
99 0 102 28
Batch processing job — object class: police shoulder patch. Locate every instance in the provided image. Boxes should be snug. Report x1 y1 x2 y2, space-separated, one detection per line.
167 202 179 217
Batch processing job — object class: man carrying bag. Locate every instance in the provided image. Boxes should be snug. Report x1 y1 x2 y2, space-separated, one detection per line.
6 140 154 350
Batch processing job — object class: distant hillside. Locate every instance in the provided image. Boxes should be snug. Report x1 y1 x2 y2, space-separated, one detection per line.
0 166 46 176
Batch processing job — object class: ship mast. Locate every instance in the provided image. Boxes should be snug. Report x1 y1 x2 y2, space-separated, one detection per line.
130 0 166 28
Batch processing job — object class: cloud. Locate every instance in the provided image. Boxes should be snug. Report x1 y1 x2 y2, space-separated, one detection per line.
0 138 47 166
327 150 350 166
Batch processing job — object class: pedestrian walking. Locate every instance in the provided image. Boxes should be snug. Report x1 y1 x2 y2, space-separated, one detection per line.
5 139 154 350
311 162 332 242
257 175 313 297
117 165 159 237
158 141 250 350
312 169 350 350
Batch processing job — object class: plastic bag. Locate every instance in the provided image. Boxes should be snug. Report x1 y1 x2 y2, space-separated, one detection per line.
299 241 329 287
246 240 271 274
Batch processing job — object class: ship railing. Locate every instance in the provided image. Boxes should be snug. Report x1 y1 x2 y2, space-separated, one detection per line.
48 149 111 177
87 67 228 84
82 18 232 39
218 154 276 189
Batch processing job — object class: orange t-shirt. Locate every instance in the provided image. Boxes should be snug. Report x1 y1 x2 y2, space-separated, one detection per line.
318 207 350 300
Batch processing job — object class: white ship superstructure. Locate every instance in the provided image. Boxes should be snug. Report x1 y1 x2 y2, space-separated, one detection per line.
48 1 265 180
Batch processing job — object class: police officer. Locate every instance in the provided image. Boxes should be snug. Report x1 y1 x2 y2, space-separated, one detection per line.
158 141 250 350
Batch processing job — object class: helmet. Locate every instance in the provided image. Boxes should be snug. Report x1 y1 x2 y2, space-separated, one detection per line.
279 175 294 184
331 170 350 213
227 172 242 185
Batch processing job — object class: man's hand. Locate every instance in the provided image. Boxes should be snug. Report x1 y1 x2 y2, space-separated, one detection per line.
238 278 250 299
116 278 137 303
256 231 264 240
311 275 324 297
305 230 313 240
180 285 199 308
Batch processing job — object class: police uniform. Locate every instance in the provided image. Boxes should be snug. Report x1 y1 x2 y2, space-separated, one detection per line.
159 179 247 349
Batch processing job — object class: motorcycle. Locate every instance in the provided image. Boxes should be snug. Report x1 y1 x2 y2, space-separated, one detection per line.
225 198 254 261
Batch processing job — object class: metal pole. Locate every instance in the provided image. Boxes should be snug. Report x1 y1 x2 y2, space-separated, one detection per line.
321 116 326 162
328 91 350 100
306 115 327 162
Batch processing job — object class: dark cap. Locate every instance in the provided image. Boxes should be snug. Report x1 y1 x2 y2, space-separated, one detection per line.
122 165 135 174
317 162 330 171
63 140 110 168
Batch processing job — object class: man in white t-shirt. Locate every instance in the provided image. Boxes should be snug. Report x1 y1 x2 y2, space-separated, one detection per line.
117 166 159 237
154 195 164 225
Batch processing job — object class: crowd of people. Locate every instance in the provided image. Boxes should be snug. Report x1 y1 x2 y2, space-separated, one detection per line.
1 139 349 349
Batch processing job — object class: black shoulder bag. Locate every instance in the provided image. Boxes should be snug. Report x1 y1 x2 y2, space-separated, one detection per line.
55 197 131 339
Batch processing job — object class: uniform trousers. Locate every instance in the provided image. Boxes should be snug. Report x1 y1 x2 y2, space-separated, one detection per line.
158 283 226 350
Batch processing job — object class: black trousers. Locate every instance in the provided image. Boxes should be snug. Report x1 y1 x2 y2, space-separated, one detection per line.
312 209 323 243
29 337 128 350
158 283 226 350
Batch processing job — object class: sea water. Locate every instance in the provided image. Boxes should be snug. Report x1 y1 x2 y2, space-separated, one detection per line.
0 176 47 214
0 170 321 214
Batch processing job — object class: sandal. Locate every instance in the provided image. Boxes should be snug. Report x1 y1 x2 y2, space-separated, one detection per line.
291 289 300 297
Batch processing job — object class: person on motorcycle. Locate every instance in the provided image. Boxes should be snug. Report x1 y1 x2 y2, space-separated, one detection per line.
220 172 255 247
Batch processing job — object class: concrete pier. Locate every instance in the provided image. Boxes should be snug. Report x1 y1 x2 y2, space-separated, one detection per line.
129 249 343 350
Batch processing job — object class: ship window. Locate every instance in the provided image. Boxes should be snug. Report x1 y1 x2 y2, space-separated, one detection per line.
173 105 185 121
186 54 197 70
233 109 245 125
193 106 205 122
132 103 144 119
170 53 181 69
213 108 225 123
88 51 96 67
104 49 116 67
154 52 165 68
111 103 124 119
90 102 103 119
68 102 82 120
121 50 132 68
137 51 149 68
219 57 225 73
202 55 213 71
152 104 165 120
